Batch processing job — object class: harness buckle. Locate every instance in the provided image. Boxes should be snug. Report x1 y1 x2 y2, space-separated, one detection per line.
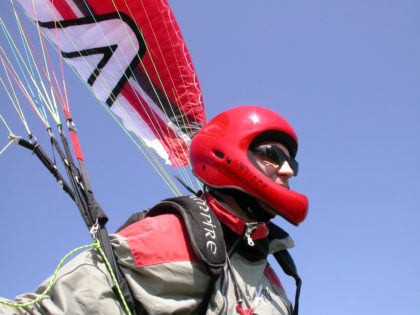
89 218 99 239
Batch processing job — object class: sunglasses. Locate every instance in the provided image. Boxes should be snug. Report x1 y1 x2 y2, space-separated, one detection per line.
251 144 299 176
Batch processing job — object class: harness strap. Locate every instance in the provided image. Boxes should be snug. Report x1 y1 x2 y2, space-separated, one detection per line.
268 222 301 315
152 196 226 272
273 250 301 315
116 196 227 314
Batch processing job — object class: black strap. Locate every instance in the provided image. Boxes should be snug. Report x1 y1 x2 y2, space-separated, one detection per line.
273 250 301 315
119 196 227 272
268 223 301 315
152 196 226 271
55 129 138 315
16 131 138 313
112 263 147 315
16 138 75 200
116 196 227 314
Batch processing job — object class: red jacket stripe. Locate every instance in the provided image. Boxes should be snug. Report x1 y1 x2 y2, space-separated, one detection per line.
118 213 199 267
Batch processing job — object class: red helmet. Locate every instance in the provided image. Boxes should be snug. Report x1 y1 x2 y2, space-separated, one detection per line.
189 105 308 225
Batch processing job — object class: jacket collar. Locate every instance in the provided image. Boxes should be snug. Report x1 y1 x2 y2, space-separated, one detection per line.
205 193 268 241
206 193 294 261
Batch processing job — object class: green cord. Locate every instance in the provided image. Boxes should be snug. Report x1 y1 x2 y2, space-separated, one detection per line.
93 239 132 315
0 240 131 315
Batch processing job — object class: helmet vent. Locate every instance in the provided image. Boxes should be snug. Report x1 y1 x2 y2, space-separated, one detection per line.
213 151 224 159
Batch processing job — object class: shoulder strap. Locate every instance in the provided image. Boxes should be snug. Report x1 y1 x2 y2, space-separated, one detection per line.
268 222 301 315
116 196 227 314
117 196 226 273
147 195 226 275
273 250 301 315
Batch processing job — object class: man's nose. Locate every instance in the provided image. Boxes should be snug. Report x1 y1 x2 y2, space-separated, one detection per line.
277 161 294 178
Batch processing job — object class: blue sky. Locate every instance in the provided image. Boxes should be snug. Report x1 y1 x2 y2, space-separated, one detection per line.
1 1 419 314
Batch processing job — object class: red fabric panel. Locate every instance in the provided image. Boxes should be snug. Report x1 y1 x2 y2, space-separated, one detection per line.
86 0 205 126
118 213 199 267
48 0 204 167
49 0 77 20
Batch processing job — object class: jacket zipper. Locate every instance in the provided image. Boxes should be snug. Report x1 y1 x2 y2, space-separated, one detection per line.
243 222 263 246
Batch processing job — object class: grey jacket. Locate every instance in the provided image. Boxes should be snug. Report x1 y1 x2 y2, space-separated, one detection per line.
0 195 294 314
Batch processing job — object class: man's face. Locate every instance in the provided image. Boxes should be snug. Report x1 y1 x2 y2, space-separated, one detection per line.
251 142 295 188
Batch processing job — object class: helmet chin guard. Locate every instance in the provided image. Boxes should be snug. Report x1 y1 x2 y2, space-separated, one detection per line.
190 105 308 225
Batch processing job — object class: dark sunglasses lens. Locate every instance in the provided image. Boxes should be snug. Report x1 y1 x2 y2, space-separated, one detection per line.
264 145 299 176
